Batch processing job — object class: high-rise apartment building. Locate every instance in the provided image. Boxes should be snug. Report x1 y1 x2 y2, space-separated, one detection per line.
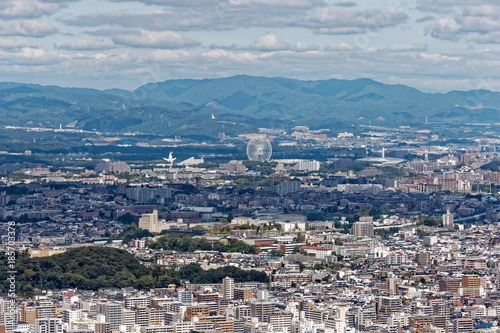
101 302 122 330
351 220 374 238
222 277 234 300
442 210 454 229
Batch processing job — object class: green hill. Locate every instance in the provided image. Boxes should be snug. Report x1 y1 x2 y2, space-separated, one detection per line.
0 246 269 296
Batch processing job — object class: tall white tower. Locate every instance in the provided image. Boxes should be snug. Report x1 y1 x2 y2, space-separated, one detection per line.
442 210 454 230
222 277 234 300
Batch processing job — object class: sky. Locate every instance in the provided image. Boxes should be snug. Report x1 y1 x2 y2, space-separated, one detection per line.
2 0 500 92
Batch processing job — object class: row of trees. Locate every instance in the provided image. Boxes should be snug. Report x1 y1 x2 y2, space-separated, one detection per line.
147 234 255 254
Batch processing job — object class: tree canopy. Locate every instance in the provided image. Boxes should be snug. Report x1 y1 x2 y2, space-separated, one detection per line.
0 246 268 296
148 234 255 254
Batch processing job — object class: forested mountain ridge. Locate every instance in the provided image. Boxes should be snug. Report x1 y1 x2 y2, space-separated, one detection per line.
0 76 498 137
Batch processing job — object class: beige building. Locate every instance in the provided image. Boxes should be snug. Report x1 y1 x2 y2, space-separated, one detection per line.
351 220 374 238
138 210 169 233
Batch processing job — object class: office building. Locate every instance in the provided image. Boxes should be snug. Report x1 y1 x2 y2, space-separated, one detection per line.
138 210 168 233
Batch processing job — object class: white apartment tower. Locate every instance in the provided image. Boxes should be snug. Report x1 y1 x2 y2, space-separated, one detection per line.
442 210 454 230
101 302 122 330
222 277 235 300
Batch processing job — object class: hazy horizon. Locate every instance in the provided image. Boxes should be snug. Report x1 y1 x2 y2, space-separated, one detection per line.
2 0 500 93
3 74 500 95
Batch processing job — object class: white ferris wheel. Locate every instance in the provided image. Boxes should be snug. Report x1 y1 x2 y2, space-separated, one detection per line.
246 137 272 162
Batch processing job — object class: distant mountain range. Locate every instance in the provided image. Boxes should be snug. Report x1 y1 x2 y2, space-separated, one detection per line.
0 75 499 139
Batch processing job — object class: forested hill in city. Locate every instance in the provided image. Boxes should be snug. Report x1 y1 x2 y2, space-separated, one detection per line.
0 246 269 296
0 76 499 137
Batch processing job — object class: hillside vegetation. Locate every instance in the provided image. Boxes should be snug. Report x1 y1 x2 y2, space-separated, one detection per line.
0 246 268 296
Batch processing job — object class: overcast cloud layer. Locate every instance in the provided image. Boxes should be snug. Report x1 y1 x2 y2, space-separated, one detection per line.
2 0 500 92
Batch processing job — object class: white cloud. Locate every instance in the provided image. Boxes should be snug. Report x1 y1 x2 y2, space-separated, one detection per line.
56 39 116 50
241 33 290 51
385 43 427 52
146 49 189 62
304 7 408 34
469 32 500 44
419 52 462 62
324 42 357 51
416 0 499 13
0 47 61 65
425 18 461 40
419 1 500 42
109 0 326 7
0 38 23 49
112 30 200 49
293 42 320 52
0 0 64 19
202 49 259 63
226 33 319 52
65 5 408 35
0 19 57 37
0 0 494 94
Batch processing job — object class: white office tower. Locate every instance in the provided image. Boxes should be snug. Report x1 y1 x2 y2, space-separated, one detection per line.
442 210 454 230
35 318 63 333
222 277 235 300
